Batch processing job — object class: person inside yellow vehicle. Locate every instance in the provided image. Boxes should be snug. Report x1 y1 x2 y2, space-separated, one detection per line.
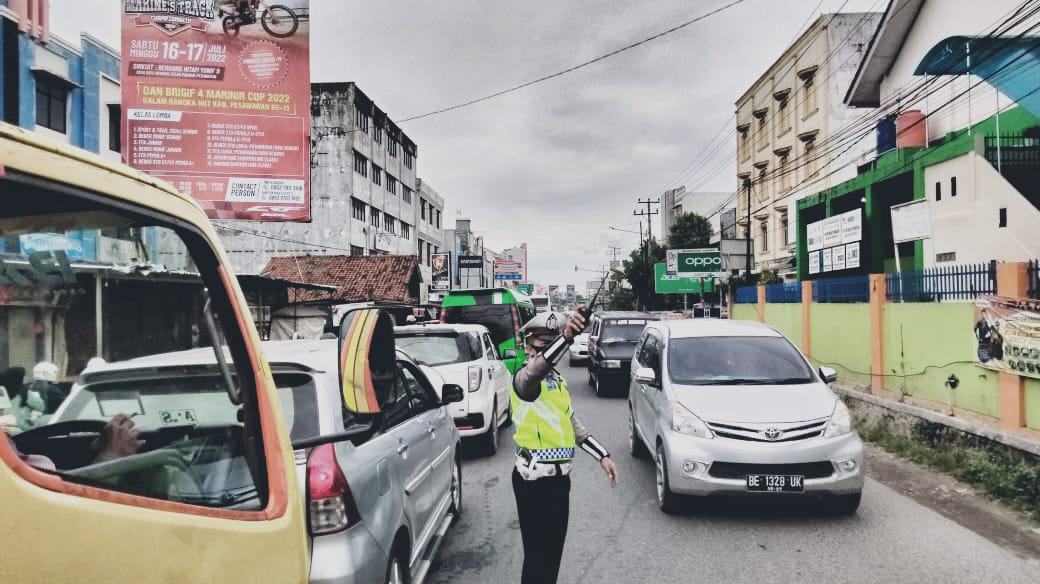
4 413 143 472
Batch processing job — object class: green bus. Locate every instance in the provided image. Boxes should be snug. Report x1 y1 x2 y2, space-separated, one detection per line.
440 288 536 374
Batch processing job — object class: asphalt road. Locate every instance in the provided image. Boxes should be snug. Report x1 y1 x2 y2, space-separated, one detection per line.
427 360 1040 584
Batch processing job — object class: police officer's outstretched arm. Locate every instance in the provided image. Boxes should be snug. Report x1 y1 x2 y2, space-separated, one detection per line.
572 414 619 487
513 311 586 402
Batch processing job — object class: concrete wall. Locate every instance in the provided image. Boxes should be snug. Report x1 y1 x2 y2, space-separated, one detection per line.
810 303 872 386
763 302 802 349
883 303 1000 418
923 150 1040 266
732 304 758 322
1027 379 1040 431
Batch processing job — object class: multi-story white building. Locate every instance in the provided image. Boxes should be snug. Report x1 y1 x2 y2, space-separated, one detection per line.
660 186 733 245
415 178 446 286
735 13 882 278
218 82 420 275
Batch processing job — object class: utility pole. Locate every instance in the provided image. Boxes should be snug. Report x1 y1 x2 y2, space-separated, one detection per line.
634 199 659 310
743 178 752 279
606 245 622 262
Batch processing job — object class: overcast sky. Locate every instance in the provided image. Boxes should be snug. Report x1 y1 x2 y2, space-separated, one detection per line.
53 0 879 290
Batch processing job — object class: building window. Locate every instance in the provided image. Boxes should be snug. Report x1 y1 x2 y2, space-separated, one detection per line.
778 153 790 191
388 140 398 157
403 151 413 169
401 222 411 240
370 208 380 228
384 214 396 234
353 150 368 177
777 93 791 136
426 242 433 266
417 237 424 262
387 176 398 195
354 104 370 133
951 176 957 197
738 125 750 161
402 186 413 203
35 79 68 134
420 198 427 221
935 181 941 201
780 215 789 247
351 245 364 257
107 104 121 152
936 252 957 263
351 198 366 221
372 164 382 186
374 124 382 144
999 207 1007 228
755 111 768 150
800 70 817 117
435 210 441 229
760 220 769 252
804 137 817 177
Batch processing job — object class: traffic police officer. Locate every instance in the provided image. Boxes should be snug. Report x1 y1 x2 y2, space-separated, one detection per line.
511 309 618 584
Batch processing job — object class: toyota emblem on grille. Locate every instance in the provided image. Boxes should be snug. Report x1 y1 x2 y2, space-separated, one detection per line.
762 427 784 441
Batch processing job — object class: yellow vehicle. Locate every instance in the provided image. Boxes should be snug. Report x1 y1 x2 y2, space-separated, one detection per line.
0 123 312 582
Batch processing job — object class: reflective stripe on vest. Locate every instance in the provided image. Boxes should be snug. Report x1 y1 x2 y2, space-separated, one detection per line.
511 372 575 460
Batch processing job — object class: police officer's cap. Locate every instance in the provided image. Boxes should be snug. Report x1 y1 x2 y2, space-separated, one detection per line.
520 311 565 343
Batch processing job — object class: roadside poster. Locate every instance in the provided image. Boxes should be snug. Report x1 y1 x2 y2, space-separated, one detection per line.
822 216 843 248
841 209 862 243
822 248 833 272
891 199 932 243
431 252 451 291
121 1 311 221
974 295 1040 379
493 260 523 281
566 284 576 301
832 245 846 271
667 248 723 277
808 251 821 275
845 242 861 269
806 222 823 252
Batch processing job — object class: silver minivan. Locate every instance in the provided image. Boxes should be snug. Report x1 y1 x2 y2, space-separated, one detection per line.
52 339 463 584
628 319 864 514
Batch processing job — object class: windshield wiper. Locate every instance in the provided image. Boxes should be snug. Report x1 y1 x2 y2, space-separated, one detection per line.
737 377 813 385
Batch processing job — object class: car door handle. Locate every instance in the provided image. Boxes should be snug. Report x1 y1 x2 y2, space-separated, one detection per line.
397 443 409 455
427 426 436 440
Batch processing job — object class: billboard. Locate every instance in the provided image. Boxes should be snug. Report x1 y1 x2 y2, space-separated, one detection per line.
655 263 716 294
566 284 576 301
666 248 723 277
431 252 451 291
975 295 1040 379
121 1 311 221
494 260 523 281
806 209 863 275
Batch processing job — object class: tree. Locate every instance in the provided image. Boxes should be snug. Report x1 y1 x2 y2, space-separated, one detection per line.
667 212 713 250
621 239 667 311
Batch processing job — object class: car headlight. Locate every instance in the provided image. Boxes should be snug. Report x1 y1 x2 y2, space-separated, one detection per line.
468 365 482 392
822 400 852 438
603 360 621 368
670 401 713 439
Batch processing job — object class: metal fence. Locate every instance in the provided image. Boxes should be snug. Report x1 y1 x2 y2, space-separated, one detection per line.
1029 260 1040 300
885 262 996 302
765 281 802 303
812 275 871 303
735 286 758 304
984 135 1040 168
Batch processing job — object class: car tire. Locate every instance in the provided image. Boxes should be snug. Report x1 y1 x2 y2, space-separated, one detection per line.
480 402 499 456
825 492 861 516
656 444 683 514
449 453 463 523
629 409 650 459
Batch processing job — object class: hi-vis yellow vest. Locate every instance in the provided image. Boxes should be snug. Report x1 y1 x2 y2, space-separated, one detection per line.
511 372 576 461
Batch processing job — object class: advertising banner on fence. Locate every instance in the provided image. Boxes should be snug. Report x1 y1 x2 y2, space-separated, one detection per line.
805 209 862 275
121 1 311 221
974 295 1040 379
431 252 451 291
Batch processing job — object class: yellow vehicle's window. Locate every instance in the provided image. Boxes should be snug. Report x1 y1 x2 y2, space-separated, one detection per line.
1 179 267 511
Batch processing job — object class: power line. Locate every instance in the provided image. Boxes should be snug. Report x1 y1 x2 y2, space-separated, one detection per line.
397 0 749 123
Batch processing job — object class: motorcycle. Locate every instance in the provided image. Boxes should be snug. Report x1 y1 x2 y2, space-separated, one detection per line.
218 1 299 38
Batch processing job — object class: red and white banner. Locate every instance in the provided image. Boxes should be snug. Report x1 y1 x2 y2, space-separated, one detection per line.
121 1 311 221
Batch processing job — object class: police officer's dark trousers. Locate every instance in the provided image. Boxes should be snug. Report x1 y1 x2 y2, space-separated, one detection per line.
512 467 571 584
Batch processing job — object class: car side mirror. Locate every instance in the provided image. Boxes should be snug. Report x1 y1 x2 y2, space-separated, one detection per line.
442 384 465 404
502 349 517 360
337 307 397 416
589 335 599 343
634 366 657 386
819 366 837 384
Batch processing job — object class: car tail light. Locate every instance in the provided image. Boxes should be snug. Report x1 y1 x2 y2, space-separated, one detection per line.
468 365 482 392
440 308 447 323
306 443 361 536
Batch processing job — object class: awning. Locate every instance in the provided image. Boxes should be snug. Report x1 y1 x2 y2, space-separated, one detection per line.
915 36 1040 119
237 274 336 294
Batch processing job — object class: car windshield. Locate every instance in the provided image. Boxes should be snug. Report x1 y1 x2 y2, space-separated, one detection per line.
442 305 515 346
396 332 483 366
601 320 649 342
667 336 815 385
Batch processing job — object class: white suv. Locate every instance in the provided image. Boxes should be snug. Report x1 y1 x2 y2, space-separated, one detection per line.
396 324 511 454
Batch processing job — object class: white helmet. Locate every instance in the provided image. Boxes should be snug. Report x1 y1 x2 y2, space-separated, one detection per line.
33 362 58 383
520 311 565 342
